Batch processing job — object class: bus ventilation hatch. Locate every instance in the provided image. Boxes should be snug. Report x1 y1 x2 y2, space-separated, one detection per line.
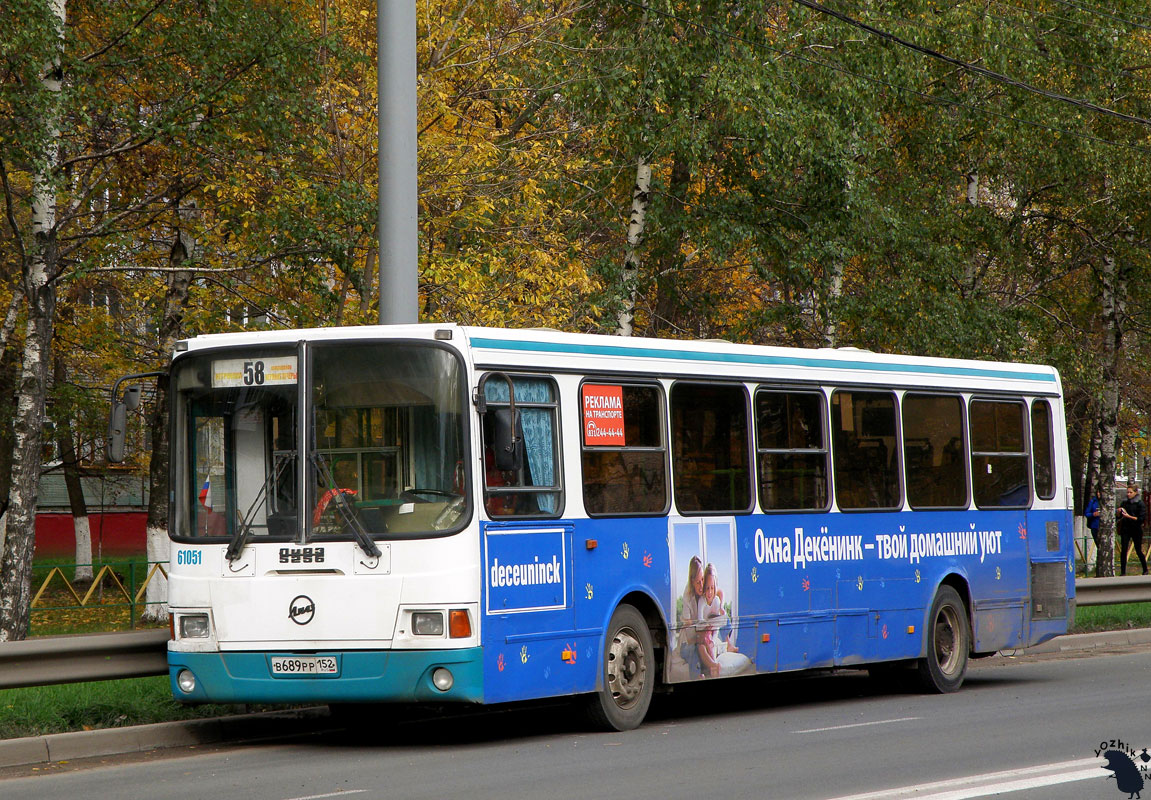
1030 562 1067 620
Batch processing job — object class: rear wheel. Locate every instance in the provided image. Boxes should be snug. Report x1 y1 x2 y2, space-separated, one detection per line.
586 604 655 731
917 585 970 693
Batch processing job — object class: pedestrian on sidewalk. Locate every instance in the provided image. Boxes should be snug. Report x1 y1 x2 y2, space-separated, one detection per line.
1085 487 1102 547
1117 484 1148 576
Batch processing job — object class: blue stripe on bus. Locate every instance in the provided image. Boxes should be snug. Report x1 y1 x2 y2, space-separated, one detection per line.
468 338 1057 383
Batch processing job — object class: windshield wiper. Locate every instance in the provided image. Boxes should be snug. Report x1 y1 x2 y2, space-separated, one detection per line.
225 453 294 563
310 451 382 560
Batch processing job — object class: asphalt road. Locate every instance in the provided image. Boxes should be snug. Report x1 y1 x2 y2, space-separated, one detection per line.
4 646 1149 800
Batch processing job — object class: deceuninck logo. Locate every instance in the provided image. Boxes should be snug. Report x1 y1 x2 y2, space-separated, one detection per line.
484 528 567 614
1095 739 1151 798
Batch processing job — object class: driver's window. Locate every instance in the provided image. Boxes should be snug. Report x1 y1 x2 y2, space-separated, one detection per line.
481 375 563 518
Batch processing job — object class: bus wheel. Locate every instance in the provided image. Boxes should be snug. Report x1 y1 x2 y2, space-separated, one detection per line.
586 604 654 731
917 586 970 693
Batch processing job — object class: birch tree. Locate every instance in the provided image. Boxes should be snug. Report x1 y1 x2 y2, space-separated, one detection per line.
1095 242 1125 577
0 0 65 641
0 0 350 638
617 157 651 337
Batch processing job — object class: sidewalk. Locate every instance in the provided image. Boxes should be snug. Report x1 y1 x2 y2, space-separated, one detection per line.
3 628 1150 770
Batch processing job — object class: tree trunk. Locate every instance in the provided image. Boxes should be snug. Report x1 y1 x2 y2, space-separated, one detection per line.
821 261 843 347
617 156 651 337
363 246 377 318
142 373 172 622
54 357 93 582
0 286 55 641
963 171 979 294
141 196 196 622
652 156 690 336
0 0 65 641
1086 412 1101 501
1095 248 1124 577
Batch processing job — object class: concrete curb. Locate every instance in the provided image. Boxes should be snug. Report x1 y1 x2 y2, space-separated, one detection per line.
0 707 330 769
3 628 1150 769
1009 626 1151 655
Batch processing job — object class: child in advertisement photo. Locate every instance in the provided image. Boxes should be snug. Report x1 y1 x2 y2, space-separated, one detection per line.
697 563 741 677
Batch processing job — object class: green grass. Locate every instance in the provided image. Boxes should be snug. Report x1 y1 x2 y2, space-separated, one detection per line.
1071 602 1151 634
0 677 270 740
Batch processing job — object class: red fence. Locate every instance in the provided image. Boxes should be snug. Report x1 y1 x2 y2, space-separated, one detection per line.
34 511 148 558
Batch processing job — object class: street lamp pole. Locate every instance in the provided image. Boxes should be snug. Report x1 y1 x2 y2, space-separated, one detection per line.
377 0 418 324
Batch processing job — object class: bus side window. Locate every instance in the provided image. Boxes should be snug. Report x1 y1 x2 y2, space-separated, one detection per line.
754 389 829 511
903 394 968 509
970 399 1030 508
670 383 752 514
581 382 668 516
481 375 562 518
831 390 901 510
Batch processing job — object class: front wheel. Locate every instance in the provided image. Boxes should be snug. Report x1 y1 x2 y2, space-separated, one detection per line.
917 585 970 693
586 604 655 731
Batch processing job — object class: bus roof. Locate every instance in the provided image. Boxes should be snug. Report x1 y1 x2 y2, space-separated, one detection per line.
176 323 1061 395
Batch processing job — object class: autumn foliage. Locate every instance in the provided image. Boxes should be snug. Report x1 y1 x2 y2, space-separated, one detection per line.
2 0 1151 631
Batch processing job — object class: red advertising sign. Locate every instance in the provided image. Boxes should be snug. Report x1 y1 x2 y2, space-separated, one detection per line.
582 384 626 445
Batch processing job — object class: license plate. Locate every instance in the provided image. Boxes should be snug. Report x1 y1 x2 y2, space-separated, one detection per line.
270 656 338 675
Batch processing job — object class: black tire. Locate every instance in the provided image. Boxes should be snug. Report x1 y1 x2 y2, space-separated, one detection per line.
586 604 655 731
917 585 970 693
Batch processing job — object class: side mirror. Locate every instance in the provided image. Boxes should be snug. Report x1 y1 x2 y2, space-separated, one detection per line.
492 407 524 472
123 384 142 410
107 397 129 463
105 372 165 464
475 372 523 473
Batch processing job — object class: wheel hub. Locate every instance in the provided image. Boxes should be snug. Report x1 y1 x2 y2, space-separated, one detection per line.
935 606 961 675
607 627 647 707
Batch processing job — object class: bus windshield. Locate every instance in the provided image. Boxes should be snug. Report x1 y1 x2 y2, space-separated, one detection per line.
171 341 469 544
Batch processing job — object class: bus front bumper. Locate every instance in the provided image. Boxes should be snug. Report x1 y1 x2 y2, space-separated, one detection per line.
168 647 483 704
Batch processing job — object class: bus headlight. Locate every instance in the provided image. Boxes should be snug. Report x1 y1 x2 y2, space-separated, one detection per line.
412 611 445 636
176 669 197 694
178 614 210 639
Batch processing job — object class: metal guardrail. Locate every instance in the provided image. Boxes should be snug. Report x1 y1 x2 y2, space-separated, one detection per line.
1074 574 1151 607
0 629 169 690
0 575 1148 690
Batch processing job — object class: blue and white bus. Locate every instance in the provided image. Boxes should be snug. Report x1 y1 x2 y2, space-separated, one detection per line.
122 325 1074 730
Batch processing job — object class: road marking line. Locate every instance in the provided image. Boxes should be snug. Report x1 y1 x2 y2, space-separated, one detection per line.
824 758 1104 800
793 716 920 733
283 791 368 800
